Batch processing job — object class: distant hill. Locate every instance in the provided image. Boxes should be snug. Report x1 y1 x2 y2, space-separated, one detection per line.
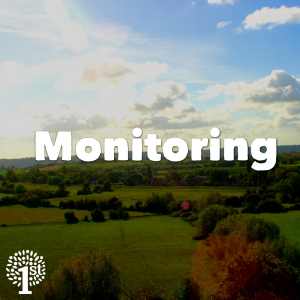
277 145 300 153
0 145 300 169
0 158 61 169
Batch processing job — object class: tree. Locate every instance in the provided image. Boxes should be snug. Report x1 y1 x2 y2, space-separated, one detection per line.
256 199 285 213
54 183 69 197
109 208 129 220
42 252 121 300
103 181 113 192
64 212 79 224
91 209 105 222
77 183 92 195
15 184 27 194
195 205 236 239
192 234 300 300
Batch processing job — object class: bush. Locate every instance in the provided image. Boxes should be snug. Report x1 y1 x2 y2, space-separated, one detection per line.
109 208 129 220
91 209 105 222
241 191 262 213
256 199 286 213
214 215 280 243
83 215 90 222
77 183 92 195
195 205 237 240
54 184 69 197
224 196 243 208
144 193 176 214
288 203 300 211
64 211 79 224
15 184 27 194
175 279 201 300
246 217 280 242
93 184 103 193
42 252 121 300
0 181 15 194
108 197 122 210
103 181 113 192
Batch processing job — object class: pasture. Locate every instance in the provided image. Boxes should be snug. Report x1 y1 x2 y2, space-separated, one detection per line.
261 211 300 246
0 216 196 300
21 184 246 207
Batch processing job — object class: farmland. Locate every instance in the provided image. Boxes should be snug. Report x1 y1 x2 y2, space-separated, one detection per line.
0 154 299 299
0 216 196 300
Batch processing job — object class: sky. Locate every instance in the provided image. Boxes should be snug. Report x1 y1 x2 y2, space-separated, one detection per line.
1 0 300 158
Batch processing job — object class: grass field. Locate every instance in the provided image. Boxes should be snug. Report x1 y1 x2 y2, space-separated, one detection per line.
45 185 246 207
0 206 153 225
0 205 89 225
260 211 300 246
0 216 196 300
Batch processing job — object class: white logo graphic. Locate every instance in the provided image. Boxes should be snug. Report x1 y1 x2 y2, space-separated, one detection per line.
6 250 46 295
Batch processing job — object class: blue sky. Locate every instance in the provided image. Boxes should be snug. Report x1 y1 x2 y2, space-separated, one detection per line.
0 0 300 157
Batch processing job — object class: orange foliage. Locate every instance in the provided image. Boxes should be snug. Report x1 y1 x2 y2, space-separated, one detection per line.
192 234 296 300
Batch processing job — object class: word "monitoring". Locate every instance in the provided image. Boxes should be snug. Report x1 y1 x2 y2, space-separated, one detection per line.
36 128 277 171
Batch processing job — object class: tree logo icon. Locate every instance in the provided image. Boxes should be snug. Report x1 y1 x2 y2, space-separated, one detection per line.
6 250 46 295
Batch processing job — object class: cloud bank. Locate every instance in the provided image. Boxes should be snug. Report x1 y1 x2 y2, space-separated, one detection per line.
243 6 300 30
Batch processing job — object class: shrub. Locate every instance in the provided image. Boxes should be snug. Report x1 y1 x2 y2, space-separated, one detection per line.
109 208 129 220
224 196 243 208
214 215 280 242
48 175 64 186
15 184 27 194
77 183 92 195
272 237 300 270
83 215 90 222
175 279 201 300
91 209 105 222
54 184 69 198
241 191 262 213
108 197 122 210
256 199 286 213
64 211 79 224
103 181 113 192
0 181 15 194
195 205 237 239
288 203 300 211
144 193 176 214
42 252 121 300
246 217 280 242
93 184 103 193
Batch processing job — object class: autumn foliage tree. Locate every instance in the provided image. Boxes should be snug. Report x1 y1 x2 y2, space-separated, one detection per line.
192 216 300 300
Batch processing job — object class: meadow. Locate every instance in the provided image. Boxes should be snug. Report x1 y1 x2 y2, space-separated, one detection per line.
0 155 299 299
260 211 300 246
22 183 246 207
0 216 196 300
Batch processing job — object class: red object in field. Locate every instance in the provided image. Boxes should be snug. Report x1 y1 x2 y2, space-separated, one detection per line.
181 200 191 211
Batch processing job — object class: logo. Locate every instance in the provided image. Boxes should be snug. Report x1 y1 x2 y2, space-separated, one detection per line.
6 250 46 295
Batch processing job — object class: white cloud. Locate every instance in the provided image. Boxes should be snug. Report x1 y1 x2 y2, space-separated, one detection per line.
42 114 108 131
216 21 232 29
243 6 300 30
129 81 227 130
200 70 300 103
208 0 237 6
0 0 130 53
134 81 187 113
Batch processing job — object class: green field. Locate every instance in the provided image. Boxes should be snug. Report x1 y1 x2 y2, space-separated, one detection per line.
0 205 89 225
0 206 153 225
0 216 196 300
44 185 245 206
260 211 300 246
